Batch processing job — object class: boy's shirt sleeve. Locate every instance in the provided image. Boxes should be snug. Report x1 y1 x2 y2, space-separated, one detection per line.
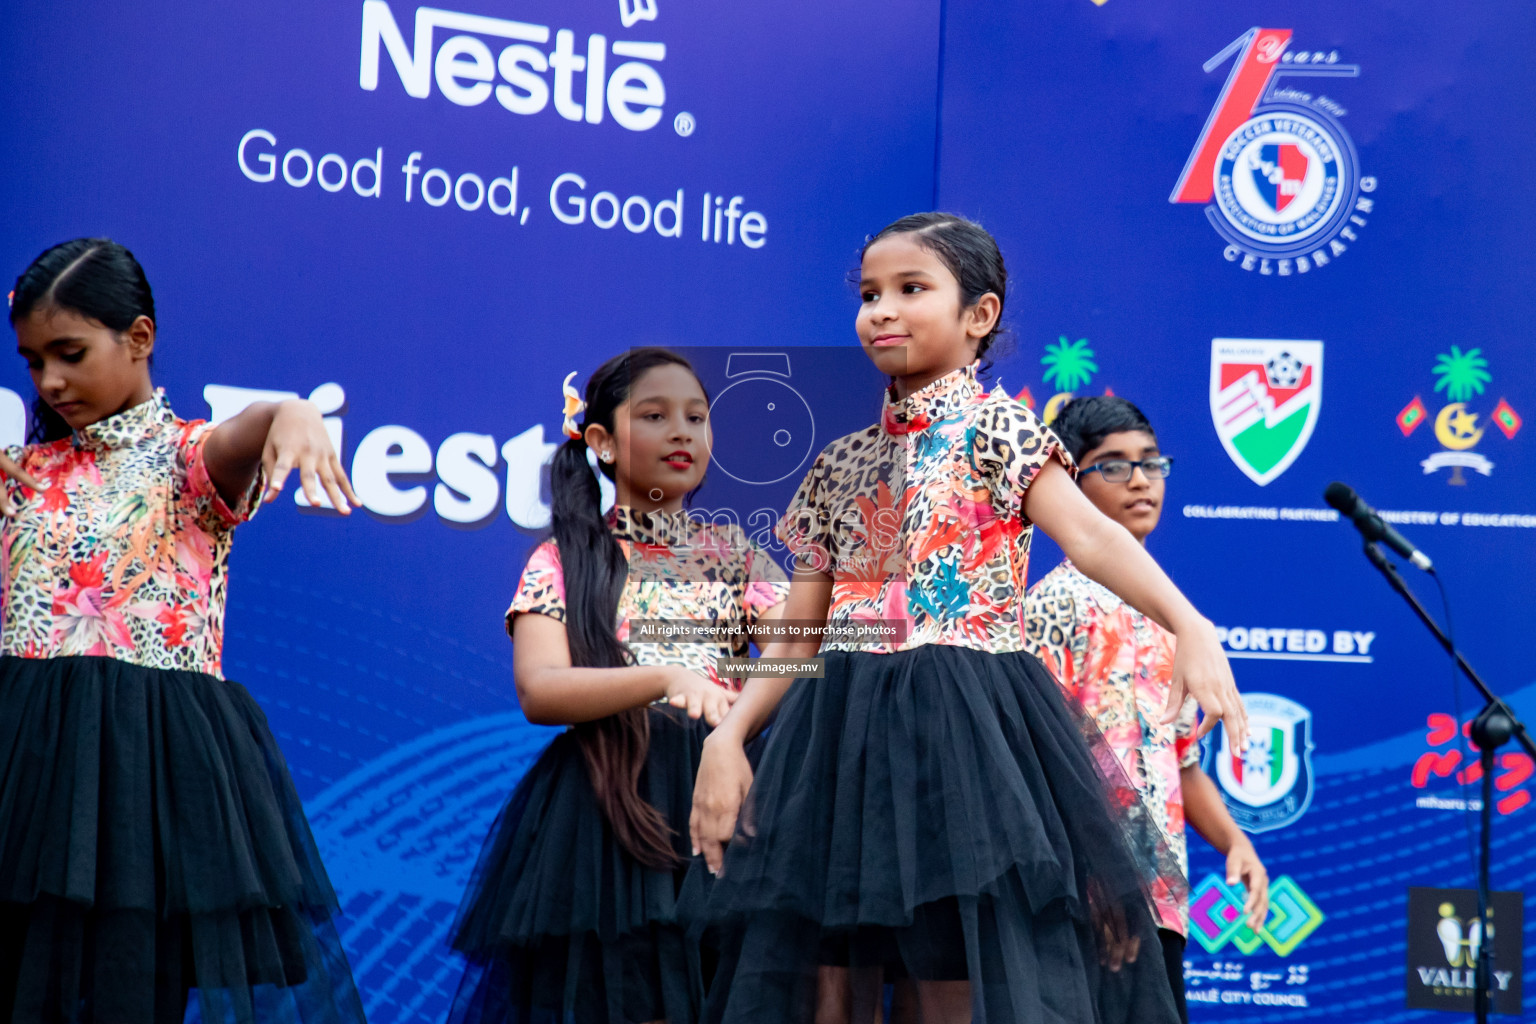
1022 573 1090 697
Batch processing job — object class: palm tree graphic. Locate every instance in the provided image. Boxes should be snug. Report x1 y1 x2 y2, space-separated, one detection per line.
1429 346 1494 486
1431 346 1491 403
1042 337 1098 392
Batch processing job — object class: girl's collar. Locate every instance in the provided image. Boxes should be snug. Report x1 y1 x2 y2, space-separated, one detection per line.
73 389 173 453
607 503 695 546
881 362 981 435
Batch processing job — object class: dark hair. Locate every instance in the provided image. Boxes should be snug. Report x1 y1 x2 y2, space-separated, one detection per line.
1050 395 1156 464
9 238 156 443
549 346 707 869
859 212 1009 368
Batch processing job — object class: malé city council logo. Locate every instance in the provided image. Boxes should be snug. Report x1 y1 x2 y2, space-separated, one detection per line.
1188 873 1324 957
1210 339 1322 486
1171 28 1376 275
1204 692 1315 833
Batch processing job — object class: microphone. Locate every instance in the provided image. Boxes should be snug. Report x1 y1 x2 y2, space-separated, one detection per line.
1324 481 1433 572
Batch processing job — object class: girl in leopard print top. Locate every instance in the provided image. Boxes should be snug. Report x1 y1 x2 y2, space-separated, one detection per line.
0 238 365 1023
445 348 786 1024
690 213 1250 1024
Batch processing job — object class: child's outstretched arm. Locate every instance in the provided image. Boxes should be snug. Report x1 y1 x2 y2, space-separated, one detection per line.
691 568 831 873
512 612 736 727
203 399 361 513
1023 459 1249 746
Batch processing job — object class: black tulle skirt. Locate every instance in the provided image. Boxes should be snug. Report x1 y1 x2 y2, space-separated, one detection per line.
697 645 1183 1024
449 704 714 1024
0 654 364 1024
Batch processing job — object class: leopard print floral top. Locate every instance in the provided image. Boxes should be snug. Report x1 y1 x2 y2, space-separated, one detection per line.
508 505 789 688
1 391 260 677
1025 560 1200 934
778 362 1073 655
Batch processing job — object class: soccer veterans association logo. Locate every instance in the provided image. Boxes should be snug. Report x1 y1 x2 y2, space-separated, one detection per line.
1171 29 1376 275
1204 692 1315 832
1210 339 1322 485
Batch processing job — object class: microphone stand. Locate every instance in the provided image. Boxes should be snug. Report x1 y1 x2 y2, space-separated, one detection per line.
1361 542 1534 1024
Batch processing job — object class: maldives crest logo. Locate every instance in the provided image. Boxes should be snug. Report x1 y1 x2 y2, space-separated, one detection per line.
1397 346 1522 485
1211 339 1322 485
1171 28 1376 275
1205 692 1315 832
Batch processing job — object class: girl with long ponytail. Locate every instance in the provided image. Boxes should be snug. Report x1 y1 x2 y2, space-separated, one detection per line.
447 347 788 1024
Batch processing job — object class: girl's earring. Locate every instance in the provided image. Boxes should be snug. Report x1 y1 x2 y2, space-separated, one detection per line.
601 451 614 463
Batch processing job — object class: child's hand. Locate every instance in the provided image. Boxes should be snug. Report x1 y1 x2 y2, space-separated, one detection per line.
690 731 753 874
0 453 41 516
662 666 737 727
1089 881 1142 973
1227 839 1270 930
262 400 361 514
1165 618 1248 748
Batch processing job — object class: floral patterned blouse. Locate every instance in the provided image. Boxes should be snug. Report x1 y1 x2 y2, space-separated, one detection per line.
1024 560 1200 935
0 391 259 677
507 505 789 688
777 362 1073 655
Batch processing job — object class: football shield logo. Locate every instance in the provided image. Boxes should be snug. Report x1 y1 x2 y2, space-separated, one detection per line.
1211 338 1323 485
1206 692 1315 832
1251 143 1309 213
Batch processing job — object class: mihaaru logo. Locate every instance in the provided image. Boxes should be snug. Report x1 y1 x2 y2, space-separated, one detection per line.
1397 346 1522 485
1210 339 1322 485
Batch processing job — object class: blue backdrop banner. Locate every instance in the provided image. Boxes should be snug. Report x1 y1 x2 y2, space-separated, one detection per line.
2 0 1533 1020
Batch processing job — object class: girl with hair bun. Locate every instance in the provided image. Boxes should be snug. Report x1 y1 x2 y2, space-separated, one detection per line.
690 213 1250 1023
447 347 787 1024
0 238 365 1022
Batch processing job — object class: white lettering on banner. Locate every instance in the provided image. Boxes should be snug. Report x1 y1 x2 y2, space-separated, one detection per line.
1214 625 1374 663
239 130 384 197
359 1 667 132
500 426 558 528
236 130 766 244
235 409 615 527
1183 503 1536 527
699 193 768 248
435 433 499 524
549 172 686 237
1186 988 1309 1008
618 0 658 30
235 120 768 242
400 150 523 219
353 426 434 517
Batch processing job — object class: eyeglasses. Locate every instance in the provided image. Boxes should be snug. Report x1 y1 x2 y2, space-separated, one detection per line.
1079 457 1174 483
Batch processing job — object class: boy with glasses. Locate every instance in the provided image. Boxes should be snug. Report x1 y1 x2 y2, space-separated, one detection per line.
1023 395 1268 1023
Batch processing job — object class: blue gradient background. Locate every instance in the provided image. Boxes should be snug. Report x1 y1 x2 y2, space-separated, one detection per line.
3 0 1534 1019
